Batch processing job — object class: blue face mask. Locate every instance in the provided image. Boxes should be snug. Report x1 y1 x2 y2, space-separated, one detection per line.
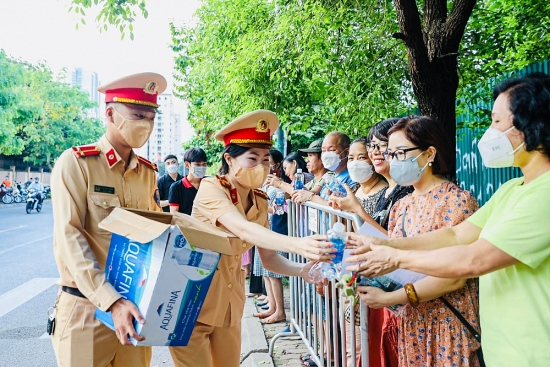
389 151 429 186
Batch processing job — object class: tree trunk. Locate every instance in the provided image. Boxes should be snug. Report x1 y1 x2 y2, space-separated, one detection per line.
393 0 476 177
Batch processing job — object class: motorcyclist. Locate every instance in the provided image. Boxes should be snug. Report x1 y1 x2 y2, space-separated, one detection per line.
28 177 45 205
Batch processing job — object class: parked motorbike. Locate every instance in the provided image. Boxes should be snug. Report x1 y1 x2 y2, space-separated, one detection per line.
0 186 14 204
26 189 42 213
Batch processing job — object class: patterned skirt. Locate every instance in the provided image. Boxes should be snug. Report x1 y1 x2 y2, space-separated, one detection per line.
252 247 288 278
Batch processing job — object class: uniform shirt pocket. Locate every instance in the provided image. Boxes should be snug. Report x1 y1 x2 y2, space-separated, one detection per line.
88 193 122 233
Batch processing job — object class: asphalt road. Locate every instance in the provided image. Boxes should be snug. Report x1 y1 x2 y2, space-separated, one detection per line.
0 202 173 367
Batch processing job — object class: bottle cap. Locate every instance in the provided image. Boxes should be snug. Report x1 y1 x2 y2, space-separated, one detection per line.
297 168 302 173
333 222 345 233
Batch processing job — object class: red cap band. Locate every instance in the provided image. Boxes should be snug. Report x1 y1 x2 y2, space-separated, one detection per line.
105 88 159 108
223 127 272 147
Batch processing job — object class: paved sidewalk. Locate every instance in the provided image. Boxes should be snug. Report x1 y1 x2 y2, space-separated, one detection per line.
251 286 309 367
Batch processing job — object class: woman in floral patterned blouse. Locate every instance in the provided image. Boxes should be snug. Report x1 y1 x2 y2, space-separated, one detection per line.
355 116 482 366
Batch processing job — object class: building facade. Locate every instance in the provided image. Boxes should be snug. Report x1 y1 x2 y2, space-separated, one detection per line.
135 93 185 164
70 67 101 119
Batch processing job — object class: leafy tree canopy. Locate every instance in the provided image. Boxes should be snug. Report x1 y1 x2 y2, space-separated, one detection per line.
0 50 104 168
71 0 550 149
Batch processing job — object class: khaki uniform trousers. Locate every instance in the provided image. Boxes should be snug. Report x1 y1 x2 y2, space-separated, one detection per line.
169 304 241 367
51 291 152 367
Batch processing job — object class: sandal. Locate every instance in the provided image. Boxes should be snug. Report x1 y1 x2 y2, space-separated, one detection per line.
260 315 287 324
253 311 273 318
301 356 334 367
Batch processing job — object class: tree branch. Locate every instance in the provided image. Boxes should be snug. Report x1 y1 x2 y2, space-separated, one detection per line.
424 0 448 25
444 0 477 50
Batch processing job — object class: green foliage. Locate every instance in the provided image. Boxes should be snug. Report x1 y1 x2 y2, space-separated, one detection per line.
457 0 550 129
73 0 550 139
70 0 147 40
0 51 104 167
170 0 412 143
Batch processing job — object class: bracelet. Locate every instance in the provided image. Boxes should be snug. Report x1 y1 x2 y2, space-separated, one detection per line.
403 283 419 307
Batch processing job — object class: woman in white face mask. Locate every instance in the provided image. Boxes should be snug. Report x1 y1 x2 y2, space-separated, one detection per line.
169 110 336 367
347 76 550 367
329 137 388 221
348 116 482 367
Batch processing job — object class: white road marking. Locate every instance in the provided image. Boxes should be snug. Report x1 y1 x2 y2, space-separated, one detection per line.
0 235 53 256
0 225 27 234
39 333 50 339
0 278 58 318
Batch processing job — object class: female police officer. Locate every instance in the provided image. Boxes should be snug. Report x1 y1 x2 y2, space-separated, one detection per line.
169 110 335 367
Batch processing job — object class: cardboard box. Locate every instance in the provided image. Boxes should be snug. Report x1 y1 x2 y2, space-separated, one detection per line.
95 208 237 346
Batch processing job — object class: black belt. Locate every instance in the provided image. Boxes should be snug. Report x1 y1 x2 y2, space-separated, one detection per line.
61 286 86 299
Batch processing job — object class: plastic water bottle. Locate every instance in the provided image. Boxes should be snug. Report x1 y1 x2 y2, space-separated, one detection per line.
321 262 338 281
172 248 219 271
327 222 347 264
274 190 285 215
294 168 304 190
326 175 347 197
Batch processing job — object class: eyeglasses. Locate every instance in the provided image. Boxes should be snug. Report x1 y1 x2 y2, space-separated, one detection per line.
367 142 389 152
383 147 421 161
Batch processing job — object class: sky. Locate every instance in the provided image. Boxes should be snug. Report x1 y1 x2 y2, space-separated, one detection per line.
0 0 200 138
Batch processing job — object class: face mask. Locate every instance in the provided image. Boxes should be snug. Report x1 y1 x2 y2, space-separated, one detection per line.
193 166 207 179
389 151 429 186
322 151 345 171
477 126 525 168
347 160 373 183
166 165 178 174
113 108 154 148
231 159 269 189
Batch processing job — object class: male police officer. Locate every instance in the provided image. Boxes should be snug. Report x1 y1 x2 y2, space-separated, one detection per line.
50 72 166 367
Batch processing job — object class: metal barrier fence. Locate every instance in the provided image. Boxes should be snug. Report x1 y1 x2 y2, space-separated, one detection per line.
268 200 369 367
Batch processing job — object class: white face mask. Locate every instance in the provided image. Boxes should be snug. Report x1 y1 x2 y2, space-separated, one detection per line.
192 166 207 178
166 165 178 174
322 151 345 171
477 126 525 168
389 151 429 186
347 160 373 183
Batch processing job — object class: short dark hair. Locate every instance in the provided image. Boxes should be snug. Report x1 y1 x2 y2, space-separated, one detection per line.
326 132 351 151
494 75 550 158
164 154 178 162
218 144 250 175
351 136 369 147
388 116 453 175
184 147 207 163
367 118 401 142
284 152 309 173
269 149 291 183
269 149 284 165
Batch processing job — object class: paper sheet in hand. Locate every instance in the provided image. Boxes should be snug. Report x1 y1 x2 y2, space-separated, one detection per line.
355 222 427 292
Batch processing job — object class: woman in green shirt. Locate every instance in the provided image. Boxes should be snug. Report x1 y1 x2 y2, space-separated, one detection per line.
347 75 550 367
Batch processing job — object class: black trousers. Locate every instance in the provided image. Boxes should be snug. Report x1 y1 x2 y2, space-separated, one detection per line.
249 246 265 295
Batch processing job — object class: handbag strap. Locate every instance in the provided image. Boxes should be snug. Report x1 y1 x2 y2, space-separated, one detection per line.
380 198 394 229
440 297 481 343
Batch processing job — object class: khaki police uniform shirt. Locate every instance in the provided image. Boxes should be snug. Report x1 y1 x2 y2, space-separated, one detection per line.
51 135 161 311
192 176 269 328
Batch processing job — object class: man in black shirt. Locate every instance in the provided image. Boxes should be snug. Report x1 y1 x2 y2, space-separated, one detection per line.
168 147 207 215
157 154 183 212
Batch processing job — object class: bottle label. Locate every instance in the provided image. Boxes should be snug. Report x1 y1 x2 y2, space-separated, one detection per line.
275 196 285 205
294 181 304 190
187 251 203 267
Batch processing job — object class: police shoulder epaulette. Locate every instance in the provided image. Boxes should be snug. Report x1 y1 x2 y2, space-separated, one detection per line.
254 189 269 200
216 175 231 189
72 145 100 158
137 156 158 172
